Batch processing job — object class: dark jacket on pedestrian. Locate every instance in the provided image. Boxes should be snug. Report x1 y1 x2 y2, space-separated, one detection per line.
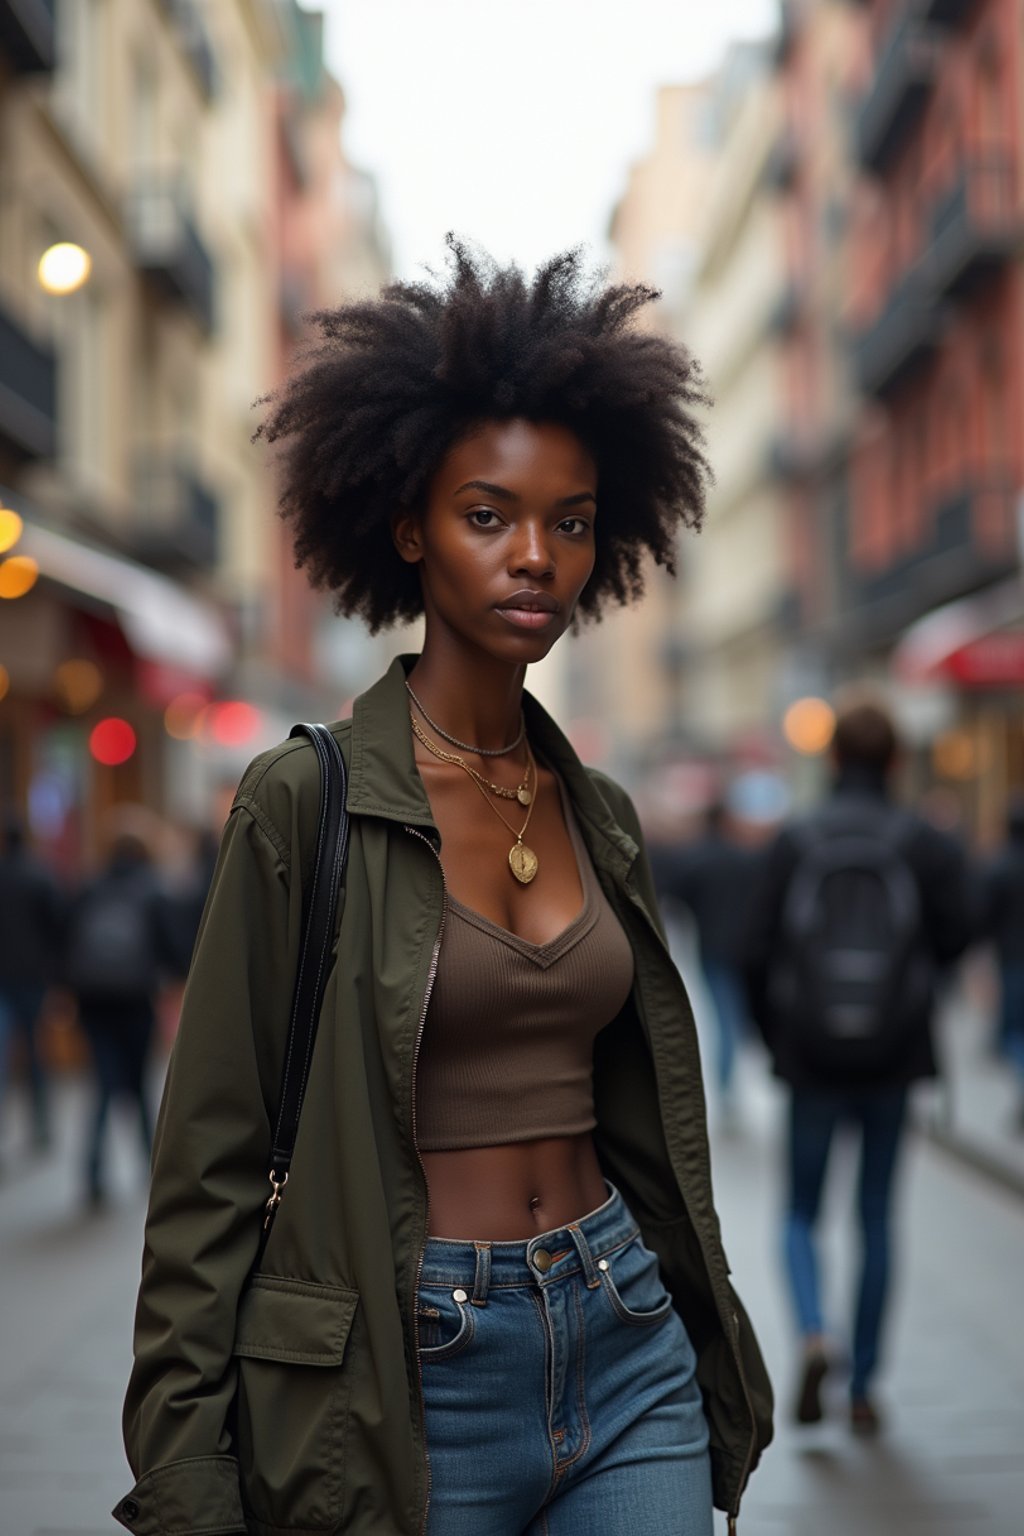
982 804 1024 965
115 657 772 1536
65 854 178 1006
651 825 757 965
0 828 64 986
744 765 972 1091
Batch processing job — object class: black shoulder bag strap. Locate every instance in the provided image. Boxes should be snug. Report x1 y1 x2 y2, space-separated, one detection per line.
257 722 349 1259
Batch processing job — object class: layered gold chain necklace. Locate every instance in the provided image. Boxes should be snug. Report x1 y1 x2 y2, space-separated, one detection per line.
410 712 541 885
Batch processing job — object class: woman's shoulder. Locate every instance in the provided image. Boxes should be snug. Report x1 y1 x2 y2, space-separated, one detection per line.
232 719 353 847
581 765 642 839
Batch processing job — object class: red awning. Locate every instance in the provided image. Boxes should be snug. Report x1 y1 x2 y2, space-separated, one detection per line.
893 578 1024 687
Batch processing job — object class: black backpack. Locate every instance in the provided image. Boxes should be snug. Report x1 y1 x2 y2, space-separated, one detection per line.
65 872 161 997
769 802 934 1079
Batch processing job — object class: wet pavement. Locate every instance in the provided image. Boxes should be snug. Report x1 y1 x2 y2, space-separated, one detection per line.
2 1046 1023 1536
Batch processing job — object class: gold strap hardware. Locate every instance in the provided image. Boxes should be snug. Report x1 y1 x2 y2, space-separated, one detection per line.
263 1169 288 1230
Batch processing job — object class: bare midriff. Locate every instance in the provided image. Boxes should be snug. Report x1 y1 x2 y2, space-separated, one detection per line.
413 732 620 1242
423 1132 609 1241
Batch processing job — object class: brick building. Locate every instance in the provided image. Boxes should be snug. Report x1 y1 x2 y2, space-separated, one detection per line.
843 0 1024 834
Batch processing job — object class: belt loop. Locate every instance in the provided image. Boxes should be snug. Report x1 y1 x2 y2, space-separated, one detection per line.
471 1241 492 1305
567 1223 600 1289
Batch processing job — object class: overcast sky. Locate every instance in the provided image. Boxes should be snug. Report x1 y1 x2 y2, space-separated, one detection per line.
322 1 778 282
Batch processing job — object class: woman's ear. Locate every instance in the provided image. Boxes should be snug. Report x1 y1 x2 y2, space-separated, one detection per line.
391 510 423 566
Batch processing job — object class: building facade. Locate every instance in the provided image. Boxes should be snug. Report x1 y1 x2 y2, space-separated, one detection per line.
841 0 1024 836
0 0 391 868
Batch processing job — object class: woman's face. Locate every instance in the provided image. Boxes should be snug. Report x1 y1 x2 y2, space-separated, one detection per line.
393 419 597 664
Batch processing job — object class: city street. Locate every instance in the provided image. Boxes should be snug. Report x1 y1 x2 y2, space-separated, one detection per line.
2 1064 1023 1536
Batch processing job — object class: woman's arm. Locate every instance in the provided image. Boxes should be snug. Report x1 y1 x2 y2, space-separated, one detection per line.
116 802 302 1535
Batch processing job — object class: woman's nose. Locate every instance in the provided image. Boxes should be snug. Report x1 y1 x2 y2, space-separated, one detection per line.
509 524 554 577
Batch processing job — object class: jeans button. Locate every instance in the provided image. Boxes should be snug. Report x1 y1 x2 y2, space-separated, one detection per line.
533 1248 552 1273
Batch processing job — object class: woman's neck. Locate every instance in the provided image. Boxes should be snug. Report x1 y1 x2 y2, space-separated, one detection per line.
407 646 526 755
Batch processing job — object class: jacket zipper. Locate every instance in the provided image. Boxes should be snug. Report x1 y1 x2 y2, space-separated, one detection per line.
403 825 447 1536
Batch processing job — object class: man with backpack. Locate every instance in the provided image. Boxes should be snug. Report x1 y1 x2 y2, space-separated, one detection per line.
65 811 179 1209
744 698 971 1433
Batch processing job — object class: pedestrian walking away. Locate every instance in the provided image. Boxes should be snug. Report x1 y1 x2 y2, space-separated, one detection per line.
981 792 1024 1130
65 810 181 1209
0 811 64 1159
652 802 757 1124
115 242 772 1536
744 696 971 1435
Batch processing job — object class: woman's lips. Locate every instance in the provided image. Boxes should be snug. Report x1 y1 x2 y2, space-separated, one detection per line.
495 605 559 630
495 590 561 630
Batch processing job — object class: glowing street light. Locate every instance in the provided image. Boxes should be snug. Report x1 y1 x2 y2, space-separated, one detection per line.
38 242 92 296
0 507 23 554
783 696 836 756
0 555 39 599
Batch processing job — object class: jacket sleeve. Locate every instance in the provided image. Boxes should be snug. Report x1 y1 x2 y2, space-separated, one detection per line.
114 800 303 1536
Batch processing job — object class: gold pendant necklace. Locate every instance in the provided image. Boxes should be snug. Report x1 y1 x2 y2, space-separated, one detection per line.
411 713 540 884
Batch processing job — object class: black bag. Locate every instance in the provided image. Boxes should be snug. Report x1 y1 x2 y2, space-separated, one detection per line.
769 803 933 1079
65 874 161 996
257 723 349 1257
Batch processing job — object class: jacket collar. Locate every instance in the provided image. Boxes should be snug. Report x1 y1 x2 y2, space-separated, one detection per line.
347 655 637 876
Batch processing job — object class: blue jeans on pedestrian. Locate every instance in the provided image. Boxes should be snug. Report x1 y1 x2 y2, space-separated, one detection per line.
420 1184 713 1535
0 981 50 1144
998 963 1024 1082
702 958 747 1099
783 1087 908 1400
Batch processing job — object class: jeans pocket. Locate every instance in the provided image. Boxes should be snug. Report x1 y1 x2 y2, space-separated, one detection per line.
599 1235 675 1328
418 1286 477 1362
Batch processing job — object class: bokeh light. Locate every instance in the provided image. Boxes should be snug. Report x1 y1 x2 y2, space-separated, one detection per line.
0 507 23 553
37 241 92 296
89 716 137 766
53 658 104 714
206 700 262 747
164 691 209 740
782 697 836 756
0 555 39 599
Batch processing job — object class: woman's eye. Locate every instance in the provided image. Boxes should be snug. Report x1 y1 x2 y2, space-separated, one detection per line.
469 508 500 527
559 517 590 536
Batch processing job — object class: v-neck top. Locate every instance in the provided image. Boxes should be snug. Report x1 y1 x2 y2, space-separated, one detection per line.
415 777 635 1152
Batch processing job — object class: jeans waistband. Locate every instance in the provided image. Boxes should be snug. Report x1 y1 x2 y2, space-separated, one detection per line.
419 1184 639 1299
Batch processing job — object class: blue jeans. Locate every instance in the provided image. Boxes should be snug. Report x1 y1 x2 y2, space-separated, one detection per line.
0 981 50 1142
702 959 747 1098
999 963 1024 1081
783 1088 907 1399
420 1185 713 1535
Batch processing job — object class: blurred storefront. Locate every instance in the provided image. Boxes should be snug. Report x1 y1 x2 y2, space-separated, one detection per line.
0 1 393 870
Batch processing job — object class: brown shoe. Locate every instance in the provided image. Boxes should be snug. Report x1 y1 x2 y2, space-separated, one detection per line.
794 1346 829 1424
850 1395 882 1435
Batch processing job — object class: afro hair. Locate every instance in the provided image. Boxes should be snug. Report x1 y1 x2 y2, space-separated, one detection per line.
256 238 712 633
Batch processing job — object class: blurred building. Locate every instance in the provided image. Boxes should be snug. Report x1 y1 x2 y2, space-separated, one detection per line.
840 0 1024 838
681 42 791 753
591 83 716 775
0 0 391 868
607 0 1024 835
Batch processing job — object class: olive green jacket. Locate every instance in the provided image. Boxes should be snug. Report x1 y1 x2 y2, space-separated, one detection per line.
114 656 772 1536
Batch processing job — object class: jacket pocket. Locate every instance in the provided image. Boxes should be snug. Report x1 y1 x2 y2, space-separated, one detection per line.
233 1275 359 1531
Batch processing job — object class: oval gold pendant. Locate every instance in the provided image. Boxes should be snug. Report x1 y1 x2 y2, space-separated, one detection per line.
509 842 539 884
517 786 532 806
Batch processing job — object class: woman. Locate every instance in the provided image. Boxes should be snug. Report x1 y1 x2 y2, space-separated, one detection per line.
115 244 772 1536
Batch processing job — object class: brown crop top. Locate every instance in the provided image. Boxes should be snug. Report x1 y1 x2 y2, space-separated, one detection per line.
415 777 635 1152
